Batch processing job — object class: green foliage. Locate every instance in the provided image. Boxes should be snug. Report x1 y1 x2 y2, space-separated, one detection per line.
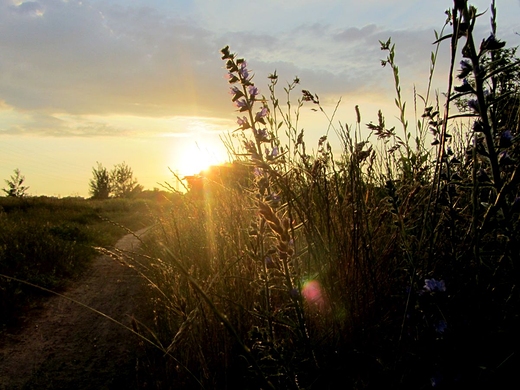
0 196 153 328
111 162 144 198
89 161 143 199
89 162 111 200
3 168 29 198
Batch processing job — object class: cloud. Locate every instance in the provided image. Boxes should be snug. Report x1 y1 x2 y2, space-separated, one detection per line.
1 0 517 138
0 0 229 119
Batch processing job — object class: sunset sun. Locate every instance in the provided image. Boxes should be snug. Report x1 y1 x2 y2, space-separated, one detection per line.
175 141 227 177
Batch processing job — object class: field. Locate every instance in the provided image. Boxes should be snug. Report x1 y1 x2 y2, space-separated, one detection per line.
2 1 520 389
0 196 155 329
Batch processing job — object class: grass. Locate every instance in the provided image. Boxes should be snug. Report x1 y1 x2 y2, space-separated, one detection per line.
0 195 156 329
1 1 518 388
134 1 520 389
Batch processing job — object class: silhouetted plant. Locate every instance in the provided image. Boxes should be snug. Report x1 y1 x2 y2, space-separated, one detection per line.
3 168 29 198
89 162 112 200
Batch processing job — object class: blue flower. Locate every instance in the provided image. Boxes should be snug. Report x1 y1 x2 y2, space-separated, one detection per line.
435 320 448 334
424 278 446 293
480 33 506 52
467 99 479 113
499 150 515 165
458 60 473 79
500 130 513 148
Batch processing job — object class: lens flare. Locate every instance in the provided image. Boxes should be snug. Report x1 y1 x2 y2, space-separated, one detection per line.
301 280 327 311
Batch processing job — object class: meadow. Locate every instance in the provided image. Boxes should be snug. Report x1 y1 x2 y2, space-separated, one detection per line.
135 1 520 388
1 1 519 388
0 196 154 329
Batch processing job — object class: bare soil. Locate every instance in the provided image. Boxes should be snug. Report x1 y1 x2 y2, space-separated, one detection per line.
0 228 153 390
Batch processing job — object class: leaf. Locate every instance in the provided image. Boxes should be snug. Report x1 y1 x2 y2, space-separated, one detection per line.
432 34 453 45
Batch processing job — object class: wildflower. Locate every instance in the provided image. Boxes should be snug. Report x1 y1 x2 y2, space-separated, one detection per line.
239 61 249 80
454 78 473 93
480 33 506 52
248 85 259 98
226 72 239 84
265 146 279 160
253 167 263 177
431 372 443 387
230 86 243 101
435 320 448 334
235 99 248 111
254 127 269 142
458 59 472 79
500 130 513 148
255 107 268 122
467 99 479 113
424 278 446 293
499 150 515 165
237 116 249 129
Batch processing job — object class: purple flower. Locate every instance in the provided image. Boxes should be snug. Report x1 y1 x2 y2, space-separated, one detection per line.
454 78 473 93
458 60 473 79
255 107 268 121
237 116 249 129
481 33 506 52
424 278 446 293
290 288 300 299
467 99 479 113
248 85 259 98
499 150 515 165
265 146 279 160
254 127 269 142
435 320 448 334
229 86 241 95
500 130 513 148
226 73 239 84
253 167 264 177
235 99 248 111
239 61 249 80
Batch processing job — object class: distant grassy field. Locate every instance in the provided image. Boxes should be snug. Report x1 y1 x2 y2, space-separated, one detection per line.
0 196 158 329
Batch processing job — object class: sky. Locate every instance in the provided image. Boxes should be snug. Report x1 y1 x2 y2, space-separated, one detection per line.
0 0 519 197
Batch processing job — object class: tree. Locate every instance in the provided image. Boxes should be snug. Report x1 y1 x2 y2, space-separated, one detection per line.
3 169 29 197
110 162 143 198
89 162 111 199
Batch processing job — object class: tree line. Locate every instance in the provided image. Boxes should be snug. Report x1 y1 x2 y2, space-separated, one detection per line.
89 162 143 199
2 162 143 199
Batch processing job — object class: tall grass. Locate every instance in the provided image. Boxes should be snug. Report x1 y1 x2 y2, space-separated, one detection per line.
140 1 520 388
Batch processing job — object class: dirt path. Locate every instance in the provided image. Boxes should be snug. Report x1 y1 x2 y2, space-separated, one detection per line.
0 228 153 390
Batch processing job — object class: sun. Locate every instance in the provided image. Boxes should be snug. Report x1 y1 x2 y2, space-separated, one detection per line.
175 141 226 177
